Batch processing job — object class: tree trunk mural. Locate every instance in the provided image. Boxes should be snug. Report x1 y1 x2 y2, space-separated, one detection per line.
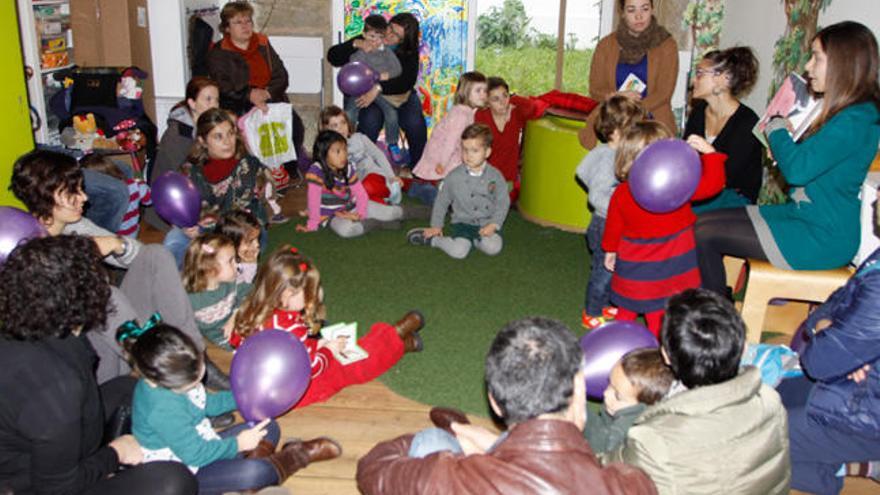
770 0 832 97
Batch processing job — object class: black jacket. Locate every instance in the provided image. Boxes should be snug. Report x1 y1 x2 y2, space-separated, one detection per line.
0 335 118 494
327 36 420 96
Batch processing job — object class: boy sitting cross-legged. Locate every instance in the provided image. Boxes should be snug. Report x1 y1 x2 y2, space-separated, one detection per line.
407 123 510 259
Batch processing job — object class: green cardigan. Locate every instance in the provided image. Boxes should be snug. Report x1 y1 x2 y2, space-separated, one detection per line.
749 102 880 269
132 380 238 468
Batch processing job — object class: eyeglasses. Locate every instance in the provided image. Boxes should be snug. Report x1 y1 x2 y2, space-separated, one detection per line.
695 68 721 78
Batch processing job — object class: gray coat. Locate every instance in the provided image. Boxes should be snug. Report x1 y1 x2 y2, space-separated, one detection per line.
430 164 510 229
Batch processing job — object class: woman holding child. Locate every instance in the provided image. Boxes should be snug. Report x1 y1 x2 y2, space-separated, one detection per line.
580 0 678 149
696 21 880 295
328 12 428 167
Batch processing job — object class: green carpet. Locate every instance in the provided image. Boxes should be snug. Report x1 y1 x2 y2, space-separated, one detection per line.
265 209 590 416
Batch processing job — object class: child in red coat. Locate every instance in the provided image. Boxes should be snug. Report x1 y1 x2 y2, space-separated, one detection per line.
602 122 726 337
231 245 425 408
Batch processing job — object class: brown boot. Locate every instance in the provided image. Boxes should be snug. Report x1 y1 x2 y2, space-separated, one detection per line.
266 440 310 482
245 439 277 459
299 437 343 463
429 407 470 435
394 311 425 353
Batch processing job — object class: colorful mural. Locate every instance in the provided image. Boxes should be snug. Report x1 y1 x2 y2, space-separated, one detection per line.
344 0 468 133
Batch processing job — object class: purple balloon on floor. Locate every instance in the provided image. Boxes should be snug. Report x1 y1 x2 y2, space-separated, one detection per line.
629 138 701 213
0 206 47 265
231 329 312 422
152 171 201 228
337 61 379 97
580 320 659 400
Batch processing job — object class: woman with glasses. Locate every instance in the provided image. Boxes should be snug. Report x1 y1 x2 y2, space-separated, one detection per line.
684 47 762 212
206 1 306 171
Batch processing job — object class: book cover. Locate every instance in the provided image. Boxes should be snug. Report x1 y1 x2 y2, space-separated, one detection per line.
618 73 647 94
320 322 368 365
753 73 822 147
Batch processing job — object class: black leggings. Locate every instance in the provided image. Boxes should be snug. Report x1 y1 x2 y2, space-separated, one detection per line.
84 461 197 495
694 208 769 294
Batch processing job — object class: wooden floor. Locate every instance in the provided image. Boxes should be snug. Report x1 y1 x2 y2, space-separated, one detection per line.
146 187 876 495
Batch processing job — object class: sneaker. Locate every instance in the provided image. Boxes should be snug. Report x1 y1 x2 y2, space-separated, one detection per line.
601 306 619 320
407 228 430 246
269 213 290 225
388 144 408 165
582 310 605 330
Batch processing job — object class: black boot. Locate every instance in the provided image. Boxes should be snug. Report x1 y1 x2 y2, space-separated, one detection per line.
204 354 231 391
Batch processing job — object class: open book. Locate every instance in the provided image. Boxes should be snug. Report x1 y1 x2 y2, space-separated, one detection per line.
619 73 647 94
753 73 822 147
320 322 368 365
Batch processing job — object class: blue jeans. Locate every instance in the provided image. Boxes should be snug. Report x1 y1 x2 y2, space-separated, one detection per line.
83 169 129 233
406 179 437 206
407 428 463 458
778 376 880 495
358 91 427 166
585 215 612 316
196 420 281 495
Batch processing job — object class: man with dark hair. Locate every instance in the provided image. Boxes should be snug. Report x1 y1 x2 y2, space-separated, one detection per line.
356 317 656 494
602 289 790 494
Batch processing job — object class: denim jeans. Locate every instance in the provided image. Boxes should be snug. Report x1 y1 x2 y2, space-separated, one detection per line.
585 215 612 316
195 420 281 495
357 91 427 166
83 169 129 233
407 428 464 458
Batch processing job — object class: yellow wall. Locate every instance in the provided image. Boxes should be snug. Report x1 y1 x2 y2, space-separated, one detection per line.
0 2 35 208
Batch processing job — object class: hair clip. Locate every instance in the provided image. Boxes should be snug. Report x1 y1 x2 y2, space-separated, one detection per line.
290 247 299 254
299 262 309 273
117 312 162 342
202 243 215 254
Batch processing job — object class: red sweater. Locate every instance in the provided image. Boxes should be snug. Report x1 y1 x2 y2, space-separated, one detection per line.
474 96 538 182
603 152 727 252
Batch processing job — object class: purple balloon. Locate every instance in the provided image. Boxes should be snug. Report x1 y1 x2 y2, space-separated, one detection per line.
337 61 379 97
152 171 201 228
629 139 702 213
231 330 312 422
790 321 811 355
580 320 658 400
0 206 47 264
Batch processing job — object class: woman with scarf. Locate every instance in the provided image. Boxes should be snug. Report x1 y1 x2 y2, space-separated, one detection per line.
206 1 306 184
579 0 678 149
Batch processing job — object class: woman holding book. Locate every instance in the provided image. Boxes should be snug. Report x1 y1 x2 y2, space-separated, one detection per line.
695 21 880 296
579 0 678 149
684 46 763 212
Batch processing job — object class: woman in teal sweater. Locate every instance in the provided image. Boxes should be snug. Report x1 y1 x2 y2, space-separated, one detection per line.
696 21 880 294
121 322 342 494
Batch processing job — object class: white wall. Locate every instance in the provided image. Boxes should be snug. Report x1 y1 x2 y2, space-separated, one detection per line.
721 0 880 113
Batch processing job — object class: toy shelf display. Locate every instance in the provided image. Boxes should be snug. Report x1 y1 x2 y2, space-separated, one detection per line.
519 114 590 232
33 1 73 71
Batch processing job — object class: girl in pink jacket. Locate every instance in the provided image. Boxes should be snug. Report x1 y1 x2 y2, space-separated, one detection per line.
413 71 488 181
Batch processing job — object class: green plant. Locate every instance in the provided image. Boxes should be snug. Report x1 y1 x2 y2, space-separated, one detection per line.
682 0 725 72
477 0 532 49
475 46 593 95
769 0 833 97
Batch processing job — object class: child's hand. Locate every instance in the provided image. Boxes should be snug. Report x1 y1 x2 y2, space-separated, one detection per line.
222 315 237 340
380 72 390 81
479 223 498 237
686 134 716 154
848 364 871 383
604 252 617 272
335 210 360 221
434 164 445 175
319 336 349 355
423 227 443 239
182 226 201 239
451 423 500 456
295 224 310 232
93 235 126 256
109 434 144 465
237 418 270 452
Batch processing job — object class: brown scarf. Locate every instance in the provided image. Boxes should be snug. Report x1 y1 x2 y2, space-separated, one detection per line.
616 16 671 65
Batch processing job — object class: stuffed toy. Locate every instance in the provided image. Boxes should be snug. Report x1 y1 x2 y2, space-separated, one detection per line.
61 113 117 151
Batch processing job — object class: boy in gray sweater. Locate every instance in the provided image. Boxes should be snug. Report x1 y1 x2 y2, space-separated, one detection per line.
345 15 404 160
407 124 509 259
575 95 645 329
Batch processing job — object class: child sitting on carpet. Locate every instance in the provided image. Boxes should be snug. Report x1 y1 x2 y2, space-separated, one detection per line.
183 233 251 349
121 320 340 492
412 71 488 181
575 95 646 330
297 130 404 237
231 245 426 407
80 153 151 238
584 348 673 453
215 209 262 284
602 121 726 337
406 124 510 259
320 105 404 207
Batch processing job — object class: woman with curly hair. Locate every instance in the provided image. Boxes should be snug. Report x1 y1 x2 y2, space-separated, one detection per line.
9 150 229 389
0 235 197 495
